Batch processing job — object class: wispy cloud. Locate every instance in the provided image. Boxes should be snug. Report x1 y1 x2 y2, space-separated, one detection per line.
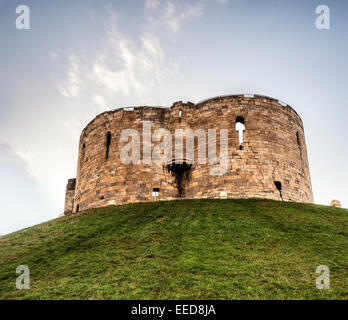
145 0 160 9
0 141 34 178
92 93 108 109
58 10 180 104
59 53 81 98
91 24 176 96
145 0 203 33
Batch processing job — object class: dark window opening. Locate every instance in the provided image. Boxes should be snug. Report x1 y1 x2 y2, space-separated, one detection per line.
100 196 104 200
296 131 303 161
274 181 283 201
179 109 182 123
81 143 86 162
235 116 245 125
296 132 301 147
239 145 244 150
76 204 79 212
167 162 192 197
106 132 111 158
153 188 160 192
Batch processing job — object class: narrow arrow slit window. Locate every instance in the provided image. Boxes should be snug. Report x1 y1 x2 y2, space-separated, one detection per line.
106 132 111 159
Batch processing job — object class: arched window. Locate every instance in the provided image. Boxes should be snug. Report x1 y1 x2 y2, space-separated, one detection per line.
106 132 111 159
179 109 182 123
235 117 245 148
274 181 283 201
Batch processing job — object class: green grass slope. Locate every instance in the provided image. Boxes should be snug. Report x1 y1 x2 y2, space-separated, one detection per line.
0 199 347 300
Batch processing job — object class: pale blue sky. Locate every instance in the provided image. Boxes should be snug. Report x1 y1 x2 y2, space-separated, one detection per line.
0 0 347 235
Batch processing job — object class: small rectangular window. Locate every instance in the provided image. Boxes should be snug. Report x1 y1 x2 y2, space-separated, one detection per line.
152 188 159 197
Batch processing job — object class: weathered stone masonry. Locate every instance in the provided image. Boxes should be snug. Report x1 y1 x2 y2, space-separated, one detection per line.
64 94 314 213
64 178 76 214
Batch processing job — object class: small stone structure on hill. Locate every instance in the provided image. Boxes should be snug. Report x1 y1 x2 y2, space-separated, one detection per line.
330 200 341 208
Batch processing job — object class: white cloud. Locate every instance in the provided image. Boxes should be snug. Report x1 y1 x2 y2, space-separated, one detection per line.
145 0 203 33
92 93 108 109
59 14 178 101
92 28 178 95
145 0 160 9
0 142 34 178
58 2 207 102
59 53 81 98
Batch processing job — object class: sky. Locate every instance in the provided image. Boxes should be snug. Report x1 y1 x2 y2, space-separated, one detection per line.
0 0 347 235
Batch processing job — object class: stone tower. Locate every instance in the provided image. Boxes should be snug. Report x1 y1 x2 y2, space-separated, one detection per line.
64 94 313 214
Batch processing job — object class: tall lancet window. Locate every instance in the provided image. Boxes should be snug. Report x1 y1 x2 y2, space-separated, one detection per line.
106 131 111 159
179 109 182 123
235 117 245 150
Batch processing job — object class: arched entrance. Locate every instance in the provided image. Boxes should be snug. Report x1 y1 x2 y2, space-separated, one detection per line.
166 158 193 197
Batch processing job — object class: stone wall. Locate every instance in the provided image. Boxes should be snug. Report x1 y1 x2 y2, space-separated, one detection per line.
64 178 76 214
64 94 314 214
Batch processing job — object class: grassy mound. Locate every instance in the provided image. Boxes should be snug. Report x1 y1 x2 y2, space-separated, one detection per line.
0 199 347 299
